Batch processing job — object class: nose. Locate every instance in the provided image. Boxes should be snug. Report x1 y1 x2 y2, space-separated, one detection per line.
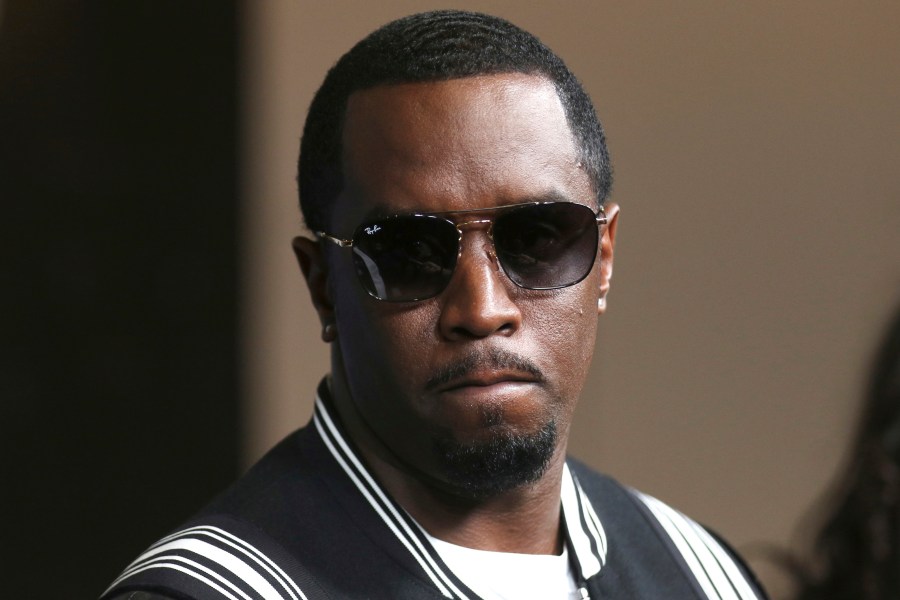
437 230 523 341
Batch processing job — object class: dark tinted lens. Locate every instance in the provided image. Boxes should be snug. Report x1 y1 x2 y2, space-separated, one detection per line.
351 215 459 301
493 203 599 289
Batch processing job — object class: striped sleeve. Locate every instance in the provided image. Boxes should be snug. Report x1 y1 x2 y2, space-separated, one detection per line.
632 492 765 600
101 523 315 600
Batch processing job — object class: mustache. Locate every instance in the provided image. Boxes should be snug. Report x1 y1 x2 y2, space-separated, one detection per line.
424 348 544 392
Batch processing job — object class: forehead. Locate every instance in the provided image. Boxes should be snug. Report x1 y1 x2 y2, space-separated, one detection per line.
335 73 592 224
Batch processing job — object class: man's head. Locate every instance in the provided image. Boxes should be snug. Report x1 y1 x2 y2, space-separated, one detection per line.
294 11 618 501
297 10 612 235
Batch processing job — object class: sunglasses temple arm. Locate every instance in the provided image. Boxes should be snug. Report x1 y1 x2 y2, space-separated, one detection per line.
315 231 354 248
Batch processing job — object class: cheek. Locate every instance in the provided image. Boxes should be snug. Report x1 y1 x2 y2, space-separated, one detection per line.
524 286 600 389
333 275 438 387
373 308 439 372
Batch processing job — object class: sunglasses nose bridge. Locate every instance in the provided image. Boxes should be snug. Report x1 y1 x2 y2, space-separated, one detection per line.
454 217 498 262
454 217 493 231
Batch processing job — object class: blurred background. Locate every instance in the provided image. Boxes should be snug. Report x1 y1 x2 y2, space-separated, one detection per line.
2 2 898 598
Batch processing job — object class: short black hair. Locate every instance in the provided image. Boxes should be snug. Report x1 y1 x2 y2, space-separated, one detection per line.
297 9 613 233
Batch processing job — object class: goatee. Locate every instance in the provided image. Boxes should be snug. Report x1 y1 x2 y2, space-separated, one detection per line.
431 420 557 500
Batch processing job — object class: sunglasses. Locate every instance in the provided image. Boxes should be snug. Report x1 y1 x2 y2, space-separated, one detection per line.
316 201 607 302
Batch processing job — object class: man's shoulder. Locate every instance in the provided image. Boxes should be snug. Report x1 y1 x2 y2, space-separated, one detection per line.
100 423 341 600
202 423 324 514
99 513 336 600
564 456 623 492
566 457 768 599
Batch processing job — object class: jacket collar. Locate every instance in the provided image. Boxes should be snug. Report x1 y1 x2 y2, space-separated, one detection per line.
312 381 607 598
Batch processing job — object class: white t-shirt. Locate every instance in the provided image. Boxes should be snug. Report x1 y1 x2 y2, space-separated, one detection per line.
423 530 583 600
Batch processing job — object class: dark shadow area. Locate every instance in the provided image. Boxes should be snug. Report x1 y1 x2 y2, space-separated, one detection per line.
0 3 239 597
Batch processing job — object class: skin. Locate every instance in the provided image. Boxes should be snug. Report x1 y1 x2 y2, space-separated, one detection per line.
294 73 619 555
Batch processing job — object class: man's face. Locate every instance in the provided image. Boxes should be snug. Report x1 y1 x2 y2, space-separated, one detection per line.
314 73 616 498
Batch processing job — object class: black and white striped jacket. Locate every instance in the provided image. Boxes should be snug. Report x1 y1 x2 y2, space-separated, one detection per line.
102 383 767 600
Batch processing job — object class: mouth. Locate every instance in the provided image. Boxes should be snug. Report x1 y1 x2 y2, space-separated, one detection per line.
423 350 547 427
424 348 545 394
438 372 541 394
424 351 550 433
429 371 545 434
432 371 543 410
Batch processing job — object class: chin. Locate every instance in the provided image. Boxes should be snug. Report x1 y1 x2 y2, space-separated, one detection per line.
430 420 558 500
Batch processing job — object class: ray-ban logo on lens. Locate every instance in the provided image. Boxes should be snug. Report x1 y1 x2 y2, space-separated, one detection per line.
365 225 381 235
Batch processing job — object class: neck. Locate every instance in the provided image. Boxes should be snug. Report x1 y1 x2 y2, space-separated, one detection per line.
326 354 568 555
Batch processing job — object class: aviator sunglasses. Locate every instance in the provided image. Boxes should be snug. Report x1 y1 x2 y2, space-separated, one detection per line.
316 201 608 302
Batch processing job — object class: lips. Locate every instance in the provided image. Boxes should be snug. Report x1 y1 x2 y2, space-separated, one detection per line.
437 371 541 393
423 348 545 395
425 355 547 431
432 370 543 413
430 372 543 432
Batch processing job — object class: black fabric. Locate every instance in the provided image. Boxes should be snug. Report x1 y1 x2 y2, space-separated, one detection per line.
108 593 180 600
102 397 766 600
705 527 771 599
568 460 708 598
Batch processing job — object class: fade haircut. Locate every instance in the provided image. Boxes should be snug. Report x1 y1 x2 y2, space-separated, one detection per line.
297 9 613 233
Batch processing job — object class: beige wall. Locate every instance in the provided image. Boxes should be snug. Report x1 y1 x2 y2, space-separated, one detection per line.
240 0 900 585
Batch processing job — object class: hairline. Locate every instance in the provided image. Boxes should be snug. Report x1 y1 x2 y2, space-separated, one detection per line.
335 71 595 222
297 11 612 234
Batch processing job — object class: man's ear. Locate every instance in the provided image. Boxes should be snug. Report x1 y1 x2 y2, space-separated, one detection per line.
597 202 619 315
292 236 335 328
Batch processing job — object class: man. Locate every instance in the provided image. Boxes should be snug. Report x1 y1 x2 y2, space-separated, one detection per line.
103 11 766 600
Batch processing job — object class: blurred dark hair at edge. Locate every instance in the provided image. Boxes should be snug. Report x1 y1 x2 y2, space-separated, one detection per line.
772 302 900 599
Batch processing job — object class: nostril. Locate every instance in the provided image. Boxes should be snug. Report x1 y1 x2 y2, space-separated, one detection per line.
449 325 485 340
496 322 515 335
